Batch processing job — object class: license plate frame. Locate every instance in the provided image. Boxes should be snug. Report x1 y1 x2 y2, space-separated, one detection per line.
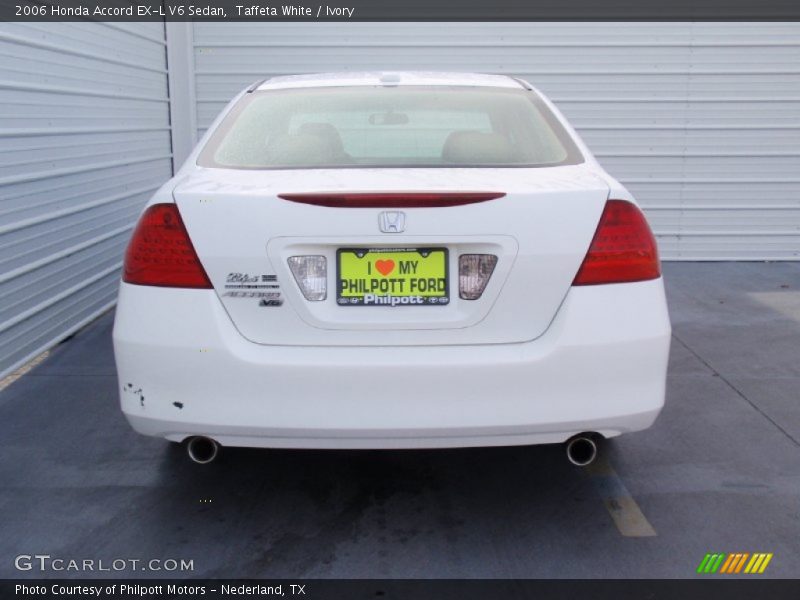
336 247 450 307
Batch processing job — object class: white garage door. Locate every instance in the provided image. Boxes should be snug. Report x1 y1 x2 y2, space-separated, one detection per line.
0 23 173 377
191 22 800 261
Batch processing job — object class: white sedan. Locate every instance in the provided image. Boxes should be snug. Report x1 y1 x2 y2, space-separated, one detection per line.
113 72 671 465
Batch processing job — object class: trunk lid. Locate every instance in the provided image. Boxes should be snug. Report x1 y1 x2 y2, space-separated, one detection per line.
173 165 608 346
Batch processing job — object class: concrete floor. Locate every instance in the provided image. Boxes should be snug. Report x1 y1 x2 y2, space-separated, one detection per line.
0 263 798 578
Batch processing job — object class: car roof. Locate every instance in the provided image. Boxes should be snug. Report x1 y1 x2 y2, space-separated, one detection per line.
255 71 530 91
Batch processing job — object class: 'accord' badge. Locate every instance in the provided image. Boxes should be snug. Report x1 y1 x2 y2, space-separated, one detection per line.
378 211 406 233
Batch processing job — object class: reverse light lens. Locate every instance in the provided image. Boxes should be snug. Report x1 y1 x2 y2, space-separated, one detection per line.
573 200 661 286
288 256 327 301
122 204 212 288
459 254 498 300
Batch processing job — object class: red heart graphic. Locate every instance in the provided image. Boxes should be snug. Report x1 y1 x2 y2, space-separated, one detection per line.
375 259 395 276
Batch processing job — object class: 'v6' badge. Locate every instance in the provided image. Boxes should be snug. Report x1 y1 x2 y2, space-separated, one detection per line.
378 211 406 233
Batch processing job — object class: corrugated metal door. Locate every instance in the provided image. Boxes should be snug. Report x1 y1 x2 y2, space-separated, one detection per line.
0 23 173 377
191 22 800 260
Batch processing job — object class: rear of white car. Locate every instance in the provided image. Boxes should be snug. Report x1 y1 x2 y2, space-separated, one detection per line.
112 72 670 459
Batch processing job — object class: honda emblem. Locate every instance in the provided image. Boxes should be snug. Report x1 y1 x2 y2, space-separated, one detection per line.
378 211 406 233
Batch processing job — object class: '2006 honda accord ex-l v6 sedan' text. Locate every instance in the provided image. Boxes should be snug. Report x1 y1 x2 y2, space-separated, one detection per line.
113 72 671 465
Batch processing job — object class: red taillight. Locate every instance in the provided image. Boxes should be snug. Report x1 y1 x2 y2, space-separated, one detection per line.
277 192 505 208
573 200 661 286
122 204 212 288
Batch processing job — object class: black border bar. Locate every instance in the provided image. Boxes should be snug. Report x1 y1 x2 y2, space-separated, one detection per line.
3 0 800 21
4 579 800 599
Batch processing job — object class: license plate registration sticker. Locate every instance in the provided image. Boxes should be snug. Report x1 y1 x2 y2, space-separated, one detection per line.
337 248 449 306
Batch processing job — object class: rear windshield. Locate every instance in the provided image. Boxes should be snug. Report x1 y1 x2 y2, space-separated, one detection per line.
198 86 584 169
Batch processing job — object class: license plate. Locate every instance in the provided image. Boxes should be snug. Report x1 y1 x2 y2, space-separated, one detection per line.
337 248 449 307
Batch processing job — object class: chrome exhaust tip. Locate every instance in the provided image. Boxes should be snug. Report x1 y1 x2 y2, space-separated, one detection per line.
186 436 219 464
565 434 598 467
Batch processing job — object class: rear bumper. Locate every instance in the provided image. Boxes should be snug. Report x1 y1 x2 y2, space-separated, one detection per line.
113 279 671 449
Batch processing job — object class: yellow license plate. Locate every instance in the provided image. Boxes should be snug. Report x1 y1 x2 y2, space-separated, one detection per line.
337 248 449 306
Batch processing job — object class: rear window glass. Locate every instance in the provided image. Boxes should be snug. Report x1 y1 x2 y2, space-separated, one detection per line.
198 86 584 169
